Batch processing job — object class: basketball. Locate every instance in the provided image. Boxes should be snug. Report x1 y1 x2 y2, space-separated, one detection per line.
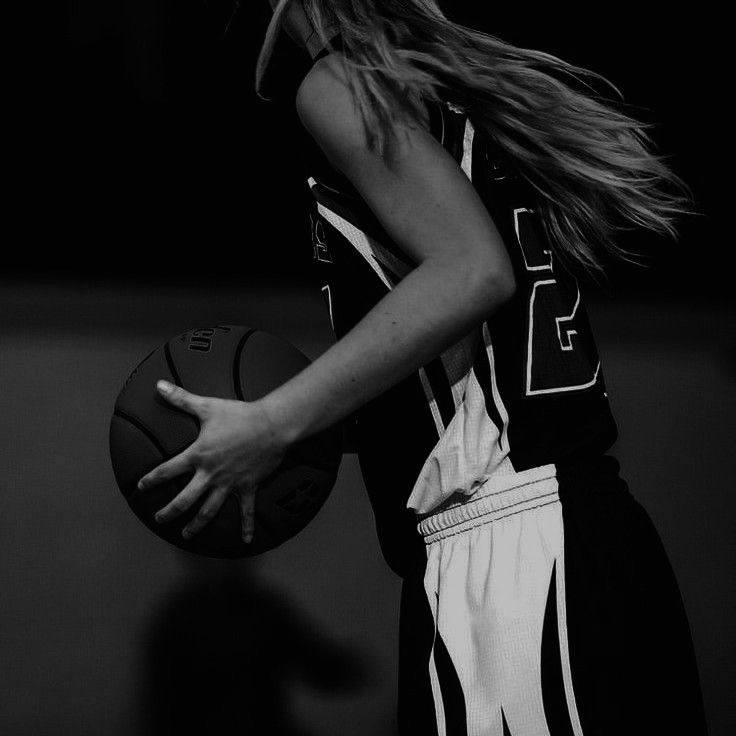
109 325 343 558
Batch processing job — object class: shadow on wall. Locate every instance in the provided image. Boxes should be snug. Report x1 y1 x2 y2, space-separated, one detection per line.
135 555 373 735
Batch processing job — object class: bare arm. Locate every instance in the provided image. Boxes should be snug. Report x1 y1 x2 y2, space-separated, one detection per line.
138 55 518 541
260 55 517 444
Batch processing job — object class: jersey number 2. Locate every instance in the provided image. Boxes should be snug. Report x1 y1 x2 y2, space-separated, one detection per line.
514 208 600 396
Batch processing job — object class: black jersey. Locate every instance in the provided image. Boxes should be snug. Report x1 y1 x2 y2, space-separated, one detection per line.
296 35 618 576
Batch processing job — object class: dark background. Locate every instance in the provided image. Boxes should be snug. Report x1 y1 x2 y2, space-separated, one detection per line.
2 2 733 734
11 1 727 296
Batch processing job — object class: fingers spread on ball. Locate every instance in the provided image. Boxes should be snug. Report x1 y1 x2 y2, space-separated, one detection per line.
138 449 193 490
182 486 230 539
156 380 206 418
237 487 256 544
154 469 209 525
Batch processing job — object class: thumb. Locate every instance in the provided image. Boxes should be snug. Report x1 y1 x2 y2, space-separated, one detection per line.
156 380 205 418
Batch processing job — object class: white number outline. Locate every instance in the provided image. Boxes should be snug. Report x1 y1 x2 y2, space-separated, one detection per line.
513 208 601 396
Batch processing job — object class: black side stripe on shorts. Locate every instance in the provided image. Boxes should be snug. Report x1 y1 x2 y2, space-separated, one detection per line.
433 629 468 735
501 708 513 736
541 561 577 736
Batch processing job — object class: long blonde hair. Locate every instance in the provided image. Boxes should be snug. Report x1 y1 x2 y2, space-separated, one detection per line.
256 0 691 273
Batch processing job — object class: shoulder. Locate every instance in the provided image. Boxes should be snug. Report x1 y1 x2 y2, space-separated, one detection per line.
296 53 432 169
295 54 366 153
296 54 351 113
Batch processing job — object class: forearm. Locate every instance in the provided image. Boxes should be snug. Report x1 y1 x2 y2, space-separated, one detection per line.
258 258 513 446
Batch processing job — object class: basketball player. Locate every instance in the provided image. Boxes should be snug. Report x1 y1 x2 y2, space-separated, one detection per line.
138 2 709 732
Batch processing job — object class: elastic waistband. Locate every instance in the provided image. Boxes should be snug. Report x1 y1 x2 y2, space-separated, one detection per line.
417 474 559 545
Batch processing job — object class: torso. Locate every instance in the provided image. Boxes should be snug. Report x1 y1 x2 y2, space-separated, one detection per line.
296 33 618 576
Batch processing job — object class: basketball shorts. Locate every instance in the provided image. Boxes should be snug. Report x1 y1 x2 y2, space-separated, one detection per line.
397 455 708 735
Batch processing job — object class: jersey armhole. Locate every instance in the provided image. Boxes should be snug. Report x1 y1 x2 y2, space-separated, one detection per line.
424 98 444 143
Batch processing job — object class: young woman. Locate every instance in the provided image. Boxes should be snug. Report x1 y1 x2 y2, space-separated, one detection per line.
139 1 709 733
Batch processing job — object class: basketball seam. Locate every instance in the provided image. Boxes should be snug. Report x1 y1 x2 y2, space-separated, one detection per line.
164 340 183 387
232 328 258 401
113 409 195 460
113 409 168 457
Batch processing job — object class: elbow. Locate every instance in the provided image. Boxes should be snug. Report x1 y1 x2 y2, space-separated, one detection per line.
475 263 517 310
492 268 517 304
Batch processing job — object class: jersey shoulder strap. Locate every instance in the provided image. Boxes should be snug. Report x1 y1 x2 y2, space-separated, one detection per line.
312 32 345 65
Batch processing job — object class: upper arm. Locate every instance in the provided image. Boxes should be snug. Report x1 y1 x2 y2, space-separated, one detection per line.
296 55 516 297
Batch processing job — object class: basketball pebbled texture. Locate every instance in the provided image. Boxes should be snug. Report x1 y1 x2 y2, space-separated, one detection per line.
109 325 343 558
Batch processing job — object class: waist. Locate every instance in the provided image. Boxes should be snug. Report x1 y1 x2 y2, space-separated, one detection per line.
417 466 559 544
416 454 623 544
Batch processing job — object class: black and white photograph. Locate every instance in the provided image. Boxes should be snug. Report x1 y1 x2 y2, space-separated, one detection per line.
2 1 732 733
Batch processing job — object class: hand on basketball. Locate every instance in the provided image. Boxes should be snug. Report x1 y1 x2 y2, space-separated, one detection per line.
137 380 289 543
